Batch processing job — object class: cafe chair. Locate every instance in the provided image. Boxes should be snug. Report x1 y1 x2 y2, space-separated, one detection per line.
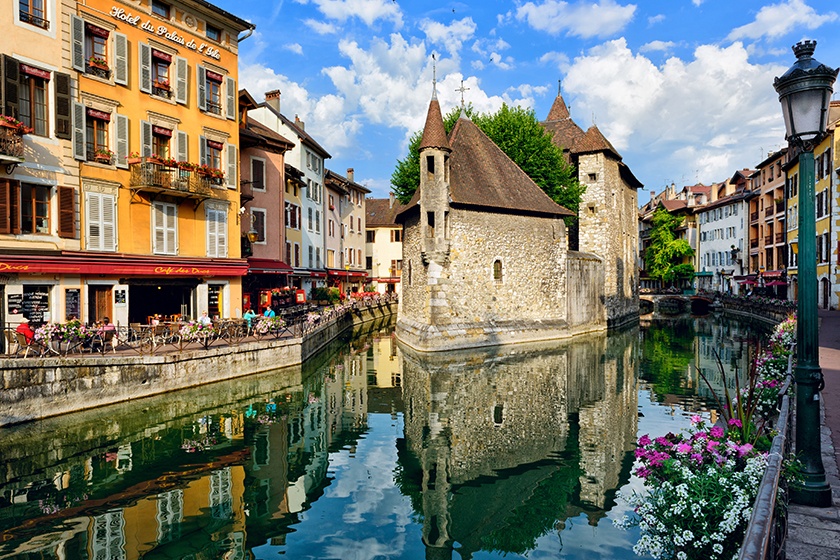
15 332 46 358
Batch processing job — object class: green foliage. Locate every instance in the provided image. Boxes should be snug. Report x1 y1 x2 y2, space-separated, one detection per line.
645 208 695 285
390 104 583 216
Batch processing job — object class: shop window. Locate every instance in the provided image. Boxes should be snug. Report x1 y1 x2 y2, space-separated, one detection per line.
19 65 49 137
206 23 221 42
85 108 111 163
19 0 49 30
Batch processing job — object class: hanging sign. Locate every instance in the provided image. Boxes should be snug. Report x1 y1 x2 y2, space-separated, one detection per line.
109 7 222 60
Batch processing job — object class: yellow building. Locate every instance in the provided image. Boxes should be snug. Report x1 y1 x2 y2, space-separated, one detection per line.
2 0 254 328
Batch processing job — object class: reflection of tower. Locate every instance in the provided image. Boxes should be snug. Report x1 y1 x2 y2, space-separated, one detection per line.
420 433 454 559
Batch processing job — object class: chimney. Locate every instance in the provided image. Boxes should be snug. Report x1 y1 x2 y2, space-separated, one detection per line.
265 90 281 112
389 192 395 208
294 115 304 131
346 168 354 182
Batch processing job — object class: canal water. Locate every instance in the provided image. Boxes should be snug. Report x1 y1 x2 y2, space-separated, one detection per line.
0 314 767 559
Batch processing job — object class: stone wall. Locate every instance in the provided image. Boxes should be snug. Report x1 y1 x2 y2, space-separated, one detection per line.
577 152 640 327
0 303 397 426
399 206 610 350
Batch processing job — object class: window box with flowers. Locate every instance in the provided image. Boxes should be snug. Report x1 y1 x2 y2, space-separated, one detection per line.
0 115 34 135
152 79 172 99
86 56 111 79
92 148 115 164
125 152 142 165
197 165 225 186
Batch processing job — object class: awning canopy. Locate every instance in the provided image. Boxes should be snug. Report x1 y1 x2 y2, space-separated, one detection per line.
0 253 248 277
373 277 400 283
327 269 367 279
247 258 292 274
762 270 784 278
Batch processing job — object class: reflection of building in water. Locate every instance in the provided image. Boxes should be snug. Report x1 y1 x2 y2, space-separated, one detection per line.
399 329 638 559
693 317 755 401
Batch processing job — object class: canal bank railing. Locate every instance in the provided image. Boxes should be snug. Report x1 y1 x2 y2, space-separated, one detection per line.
739 354 795 560
1 293 398 359
720 294 796 325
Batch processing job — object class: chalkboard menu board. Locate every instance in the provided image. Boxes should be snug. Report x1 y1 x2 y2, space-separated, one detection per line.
7 294 22 316
21 287 50 323
65 289 80 321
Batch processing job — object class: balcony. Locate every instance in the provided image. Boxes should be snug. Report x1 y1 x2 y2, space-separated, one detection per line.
0 126 25 172
240 180 254 203
764 235 772 245
86 61 111 80
129 159 222 206
750 239 759 249
750 211 759 222
152 83 172 99
775 233 784 244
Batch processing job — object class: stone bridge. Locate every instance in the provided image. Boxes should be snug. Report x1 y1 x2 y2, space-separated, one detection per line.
639 294 715 316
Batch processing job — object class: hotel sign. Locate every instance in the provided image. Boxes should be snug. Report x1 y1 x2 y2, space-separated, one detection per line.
110 7 222 60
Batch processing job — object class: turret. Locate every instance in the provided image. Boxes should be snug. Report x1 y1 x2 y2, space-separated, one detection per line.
418 92 451 264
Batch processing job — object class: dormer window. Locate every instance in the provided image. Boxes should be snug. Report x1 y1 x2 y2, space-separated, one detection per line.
151 1 170 19
206 24 221 42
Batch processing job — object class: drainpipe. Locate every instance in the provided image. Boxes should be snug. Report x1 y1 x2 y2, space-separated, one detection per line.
238 26 255 43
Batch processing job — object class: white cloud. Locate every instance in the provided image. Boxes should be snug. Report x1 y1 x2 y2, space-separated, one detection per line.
515 0 637 39
648 14 665 25
539 51 572 72
692 0 704 6
419 17 477 55
640 40 675 53
296 0 403 28
284 43 304 55
304 18 338 34
489 52 514 70
563 39 786 186
727 0 838 41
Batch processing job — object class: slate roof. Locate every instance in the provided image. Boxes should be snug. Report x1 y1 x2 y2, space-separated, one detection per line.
366 198 409 226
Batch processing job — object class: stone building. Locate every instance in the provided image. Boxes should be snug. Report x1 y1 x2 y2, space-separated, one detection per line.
542 92 642 327
396 91 606 351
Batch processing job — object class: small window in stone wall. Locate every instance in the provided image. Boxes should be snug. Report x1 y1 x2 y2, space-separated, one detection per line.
492 404 504 426
493 259 503 282
588 173 597 181
407 260 412 286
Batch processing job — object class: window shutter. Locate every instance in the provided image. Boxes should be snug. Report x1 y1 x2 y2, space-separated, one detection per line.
252 159 264 189
71 15 85 72
165 204 177 254
54 72 72 139
206 207 217 257
2 54 20 119
196 65 206 111
226 143 237 188
217 210 227 257
176 130 188 162
0 179 10 234
102 195 116 251
199 135 207 166
138 43 152 93
114 33 128 85
58 186 75 239
225 76 236 120
115 114 129 168
153 203 165 253
175 56 188 104
140 120 152 157
72 101 87 160
87 193 101 250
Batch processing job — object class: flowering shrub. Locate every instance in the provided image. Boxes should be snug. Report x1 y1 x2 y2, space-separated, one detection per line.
33 323 61 342
253 316 285 336
617 416 768 559
178 321 215 341
769 314 796 354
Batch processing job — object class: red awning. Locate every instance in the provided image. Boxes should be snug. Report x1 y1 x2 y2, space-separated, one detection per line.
247 258 292 274
309 271 327 278
762 270 783 278
326 269 367 279
373 277 400 283
0 254 248 277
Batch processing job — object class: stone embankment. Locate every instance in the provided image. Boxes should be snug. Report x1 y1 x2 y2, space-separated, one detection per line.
0 301 396 427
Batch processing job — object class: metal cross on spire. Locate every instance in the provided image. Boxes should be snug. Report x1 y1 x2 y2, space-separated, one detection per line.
456 79 470 110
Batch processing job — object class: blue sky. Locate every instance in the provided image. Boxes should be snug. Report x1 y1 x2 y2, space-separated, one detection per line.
216 0 840 204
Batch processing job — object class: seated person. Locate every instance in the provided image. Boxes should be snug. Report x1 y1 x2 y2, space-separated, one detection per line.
263 306 275 318
243 307 257 328
100 317 116 332
16 316 35 344
198 310 213 325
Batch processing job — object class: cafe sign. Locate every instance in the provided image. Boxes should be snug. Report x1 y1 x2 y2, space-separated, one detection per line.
155 266 212 275
110 7 222 60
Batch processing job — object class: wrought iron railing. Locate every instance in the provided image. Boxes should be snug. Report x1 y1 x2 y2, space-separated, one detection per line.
206 101 222 115
128 159 215 197
152 85 172 99
20 11 49 30
0 127 24 159
86 63 111 80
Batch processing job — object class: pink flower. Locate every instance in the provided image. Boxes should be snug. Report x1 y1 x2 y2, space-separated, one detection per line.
706 440 720 453
691 453 704 464
676 443 692 454
655 436 673 448
690 415 702 425
728 418 742 428
737 444 754 457
638 434 652 446
710 426 724 439
635 467 652 479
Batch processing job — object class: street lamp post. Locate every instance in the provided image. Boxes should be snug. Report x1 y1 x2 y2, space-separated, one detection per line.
773 40 837 507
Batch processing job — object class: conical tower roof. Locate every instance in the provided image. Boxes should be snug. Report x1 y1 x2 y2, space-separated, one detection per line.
419 98 451 152
546 93 571 121
576 124 621 158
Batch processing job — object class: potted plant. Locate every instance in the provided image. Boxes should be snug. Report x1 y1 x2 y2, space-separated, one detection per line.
153 78 170 90
126 151 142 165
177 160 197 171
93 148 114 163
88 56 109 70
0 115 33 135
161 156 178 168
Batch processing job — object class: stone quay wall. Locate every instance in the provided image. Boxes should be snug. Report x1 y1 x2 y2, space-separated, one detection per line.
0 302 396 427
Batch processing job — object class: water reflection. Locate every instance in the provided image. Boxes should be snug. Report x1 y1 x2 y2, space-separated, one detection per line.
0 315 763 560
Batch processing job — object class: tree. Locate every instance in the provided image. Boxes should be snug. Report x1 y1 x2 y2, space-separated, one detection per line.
390 104 583 216
644 208 695 287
